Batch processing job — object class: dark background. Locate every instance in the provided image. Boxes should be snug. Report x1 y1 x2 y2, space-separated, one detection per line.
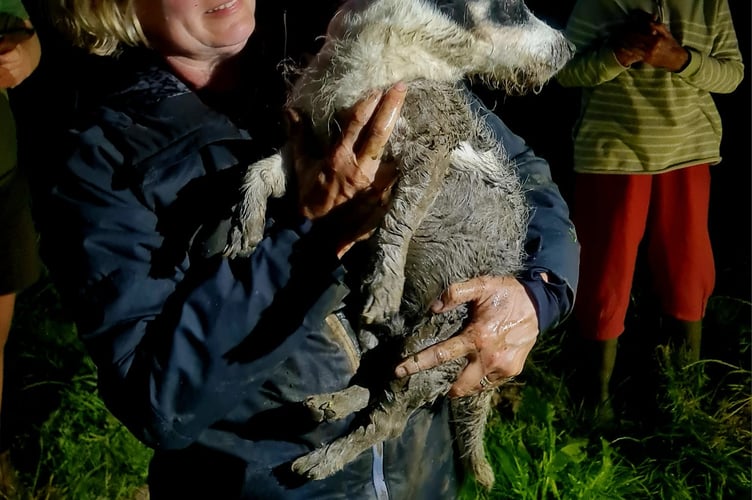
12 0 751 303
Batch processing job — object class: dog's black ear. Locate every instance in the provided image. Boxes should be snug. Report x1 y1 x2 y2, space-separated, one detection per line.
427 0 476 29
427 0 532 29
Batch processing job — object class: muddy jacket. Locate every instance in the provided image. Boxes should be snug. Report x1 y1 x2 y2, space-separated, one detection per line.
39 62 578 499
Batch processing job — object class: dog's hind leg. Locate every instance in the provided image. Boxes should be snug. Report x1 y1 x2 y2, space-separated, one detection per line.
302 385 372 422
451 391 495 490
292 395 414 480
292 360 462 480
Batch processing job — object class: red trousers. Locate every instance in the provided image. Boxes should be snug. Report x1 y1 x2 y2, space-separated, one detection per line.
572 165 715 341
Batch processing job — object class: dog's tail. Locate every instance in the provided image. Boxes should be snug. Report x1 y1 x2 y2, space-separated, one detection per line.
450 390 496 490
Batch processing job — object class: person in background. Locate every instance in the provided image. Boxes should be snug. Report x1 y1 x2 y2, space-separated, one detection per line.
34 1 578 497
0 0 41 430
556 0 743 420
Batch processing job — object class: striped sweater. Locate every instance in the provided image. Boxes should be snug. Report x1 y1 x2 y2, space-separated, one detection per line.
556 0 744 174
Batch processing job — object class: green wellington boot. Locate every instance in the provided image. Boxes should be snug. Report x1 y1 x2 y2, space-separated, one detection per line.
663 316 703 367
579 337 618 426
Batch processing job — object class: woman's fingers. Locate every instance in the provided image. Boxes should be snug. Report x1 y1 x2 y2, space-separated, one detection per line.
431 276 490 313
394 275 540 397
395 335 476 378
356 82 407 164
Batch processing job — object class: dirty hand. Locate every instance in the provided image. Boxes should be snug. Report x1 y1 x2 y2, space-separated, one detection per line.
292 82 407 258
611 28 654 67
394 275 543 398
640 22 690 72
611 16 688 71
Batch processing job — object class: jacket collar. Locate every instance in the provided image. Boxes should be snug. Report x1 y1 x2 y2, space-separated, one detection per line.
98 63 252 172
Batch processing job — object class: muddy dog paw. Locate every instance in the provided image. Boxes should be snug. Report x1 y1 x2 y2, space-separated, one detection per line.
303 386 371 422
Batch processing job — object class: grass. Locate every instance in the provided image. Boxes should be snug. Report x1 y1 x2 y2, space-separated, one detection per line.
1 281 151 500
1 278 749 499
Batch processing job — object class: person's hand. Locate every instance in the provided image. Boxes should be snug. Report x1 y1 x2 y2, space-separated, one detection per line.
292 82 407 258
394 275 543 397
640 22 690 72
0 30 40 89
613 39 648 68
611 28 654 67
611 16 689 72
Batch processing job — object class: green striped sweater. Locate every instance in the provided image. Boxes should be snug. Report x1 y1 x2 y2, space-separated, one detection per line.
556 0 744 174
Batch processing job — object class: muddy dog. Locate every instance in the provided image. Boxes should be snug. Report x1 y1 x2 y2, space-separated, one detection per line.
224 0 572 489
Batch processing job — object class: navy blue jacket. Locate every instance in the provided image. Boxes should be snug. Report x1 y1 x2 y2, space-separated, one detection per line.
39 62 578 499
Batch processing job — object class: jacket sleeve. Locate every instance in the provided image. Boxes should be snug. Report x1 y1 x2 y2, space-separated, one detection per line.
41 123 348 450
470 95 580 332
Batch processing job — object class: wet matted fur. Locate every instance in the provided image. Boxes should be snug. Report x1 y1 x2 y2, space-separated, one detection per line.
225 0 572 489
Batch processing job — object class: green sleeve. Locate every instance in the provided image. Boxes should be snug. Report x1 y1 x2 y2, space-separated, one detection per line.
0 0 29 33
0 0 28 19
675 0 744 95
555 0 629 88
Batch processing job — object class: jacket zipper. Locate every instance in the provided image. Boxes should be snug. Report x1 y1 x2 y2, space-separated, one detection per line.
325 313 390 499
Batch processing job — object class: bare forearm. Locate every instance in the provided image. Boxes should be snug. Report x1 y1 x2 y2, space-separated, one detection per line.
0 20 40 88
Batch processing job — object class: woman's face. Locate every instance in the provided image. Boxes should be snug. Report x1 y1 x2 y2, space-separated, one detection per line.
134 0 256 60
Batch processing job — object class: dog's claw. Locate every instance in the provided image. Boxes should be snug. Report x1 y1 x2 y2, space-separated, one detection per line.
291 448 341 480
223 220 263 258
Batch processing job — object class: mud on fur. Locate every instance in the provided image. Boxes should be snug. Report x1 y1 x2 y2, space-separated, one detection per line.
225 0 573 490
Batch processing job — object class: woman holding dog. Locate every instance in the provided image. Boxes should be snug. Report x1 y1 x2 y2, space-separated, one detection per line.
32 0 578 497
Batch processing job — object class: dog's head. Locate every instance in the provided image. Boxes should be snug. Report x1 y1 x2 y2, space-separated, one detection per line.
430 0 573 90
327 0 573 91
291 0 573 129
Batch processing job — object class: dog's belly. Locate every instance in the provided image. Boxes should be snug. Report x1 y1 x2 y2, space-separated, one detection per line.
401 164 527 318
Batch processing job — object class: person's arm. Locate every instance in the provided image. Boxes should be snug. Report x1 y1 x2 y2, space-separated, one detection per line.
0 19 41 89
43 123 349 450
555 0 631 88
670 1 744 94
42 85 406 450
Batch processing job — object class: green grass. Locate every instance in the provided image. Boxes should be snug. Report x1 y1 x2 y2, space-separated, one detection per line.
2 282 151 500
2 279 750 499
460 293 751 500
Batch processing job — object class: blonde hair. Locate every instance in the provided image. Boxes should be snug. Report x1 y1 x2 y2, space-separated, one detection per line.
54 0 148 56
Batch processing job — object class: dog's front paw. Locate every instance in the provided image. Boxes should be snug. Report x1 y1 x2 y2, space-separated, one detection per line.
224 152 288 258
223 219 263 258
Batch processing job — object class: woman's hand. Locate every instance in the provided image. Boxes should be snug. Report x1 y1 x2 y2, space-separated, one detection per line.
394 275 544 397
292 82 407 258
